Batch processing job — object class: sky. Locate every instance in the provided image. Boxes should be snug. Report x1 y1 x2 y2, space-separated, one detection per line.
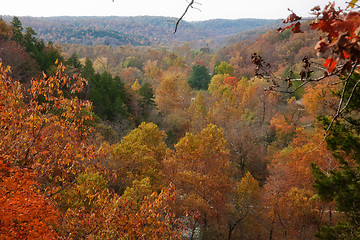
1 0 349 21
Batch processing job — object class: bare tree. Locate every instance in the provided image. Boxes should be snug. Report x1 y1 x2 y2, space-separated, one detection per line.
174 0 201 33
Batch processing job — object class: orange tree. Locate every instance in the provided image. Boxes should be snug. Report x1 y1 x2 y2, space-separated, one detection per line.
0 60 96 238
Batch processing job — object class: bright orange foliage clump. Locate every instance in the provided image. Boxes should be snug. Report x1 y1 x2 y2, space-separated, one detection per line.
0 162 59 239
0 61 95 238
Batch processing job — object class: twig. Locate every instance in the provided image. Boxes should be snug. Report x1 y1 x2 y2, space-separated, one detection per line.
308 59 359 152
174 0 195 33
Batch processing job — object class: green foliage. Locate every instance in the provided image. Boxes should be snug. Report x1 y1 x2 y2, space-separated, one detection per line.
188 64 211 90
83 59 129 121
123 56 144 70
82 58 96 79
312 72 360 239
282 66 304 99
10 17 62 73
278 29 291 41
122 177 153 205
10 17 23 43
138 82 156 119
214 61 234 75
65 53 82 70
139 82 155 106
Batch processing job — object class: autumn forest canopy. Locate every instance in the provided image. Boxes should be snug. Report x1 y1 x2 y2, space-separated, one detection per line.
1 1 360 239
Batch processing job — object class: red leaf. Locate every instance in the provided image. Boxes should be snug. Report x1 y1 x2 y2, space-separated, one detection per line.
323 58 337 73
291 22 303 33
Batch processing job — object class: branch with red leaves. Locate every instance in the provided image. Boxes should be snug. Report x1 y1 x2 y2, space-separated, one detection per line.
252 1 360 146
254 1 360 90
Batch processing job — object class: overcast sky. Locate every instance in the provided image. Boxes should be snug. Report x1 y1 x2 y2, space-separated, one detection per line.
1 0 348 21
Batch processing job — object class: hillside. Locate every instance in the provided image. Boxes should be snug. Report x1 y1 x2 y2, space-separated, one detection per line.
1 16 279 47
1 2 360 239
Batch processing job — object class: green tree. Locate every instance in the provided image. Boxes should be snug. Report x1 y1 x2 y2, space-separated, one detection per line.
10 16 23 44
312 71 360 240
139 82 156 119
65 53 82 70
86 67 129 121
188 64 211 90
215 61 234 76
123 56 143 70
82 58 96 80
10 18 62 73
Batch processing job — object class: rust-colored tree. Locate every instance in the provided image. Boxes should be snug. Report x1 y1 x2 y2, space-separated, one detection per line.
263 128 337 239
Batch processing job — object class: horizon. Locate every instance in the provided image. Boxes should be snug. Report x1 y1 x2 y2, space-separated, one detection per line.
1 0 348 22
1 14 282 22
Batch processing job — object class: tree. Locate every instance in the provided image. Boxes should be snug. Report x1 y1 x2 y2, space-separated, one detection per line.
156 71 181 115
188 91 208 133
0 162 59 239
65 53 82 71
264 128 337 239
0 60 95 189
87 69 129 121
0 37 39 83
208 74 230 94
57 171 116 239
10 16 23 44
188 64 211 90
215 61 234 76
0 19 12 40
0 60 98 238
267 1 360 238
58 171 183 239
138 82 156 118
227 172 261 240
110 122 168 193
164 124 232 239
81 58 96 80
312 72 360 239
113 183 184 240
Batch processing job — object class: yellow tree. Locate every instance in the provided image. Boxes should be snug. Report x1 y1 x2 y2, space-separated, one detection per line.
164 124 232 239
227 172 261 240
155 69 192 145
113 183 184 240
156 71 180 115
187 91 208 133
111 122 168 193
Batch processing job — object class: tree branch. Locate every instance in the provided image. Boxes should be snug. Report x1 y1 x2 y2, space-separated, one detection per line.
308 59 359 152
174 0 195 33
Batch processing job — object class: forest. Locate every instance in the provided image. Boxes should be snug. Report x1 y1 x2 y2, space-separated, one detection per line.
0 15 278 48
0 1 360 239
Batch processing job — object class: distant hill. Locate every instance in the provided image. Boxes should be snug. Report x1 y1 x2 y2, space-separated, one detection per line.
1 16 279 47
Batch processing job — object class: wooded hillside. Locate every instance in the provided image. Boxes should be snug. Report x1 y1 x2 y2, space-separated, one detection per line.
1 1 360 239
1 15 278 47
